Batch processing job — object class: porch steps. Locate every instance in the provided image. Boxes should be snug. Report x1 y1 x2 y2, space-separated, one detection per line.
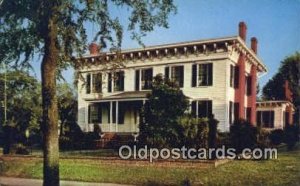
95 133 134 149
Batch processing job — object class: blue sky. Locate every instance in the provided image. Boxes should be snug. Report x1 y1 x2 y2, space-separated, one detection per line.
43 0 300 88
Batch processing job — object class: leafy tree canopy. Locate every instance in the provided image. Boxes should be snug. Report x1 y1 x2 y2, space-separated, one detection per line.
262 52 300 108
0 0 176 68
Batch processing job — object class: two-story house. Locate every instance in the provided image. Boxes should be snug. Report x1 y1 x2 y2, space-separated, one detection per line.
76 22 267 135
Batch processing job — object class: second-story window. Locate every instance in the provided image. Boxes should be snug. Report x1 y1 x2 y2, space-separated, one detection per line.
165 66 184 87
86 72 102 94
135 68 153 91
114 71 124 91
92 73 102 93
108 71 125 92
192 63 213 87
230 64 239 88
245 76 252 96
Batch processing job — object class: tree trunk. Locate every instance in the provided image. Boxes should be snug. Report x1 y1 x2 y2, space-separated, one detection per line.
41 17 59 186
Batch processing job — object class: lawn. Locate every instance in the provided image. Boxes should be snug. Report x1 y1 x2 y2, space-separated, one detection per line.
0 146 300 186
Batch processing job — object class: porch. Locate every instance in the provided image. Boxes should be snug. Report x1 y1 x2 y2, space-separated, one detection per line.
86 91 148 133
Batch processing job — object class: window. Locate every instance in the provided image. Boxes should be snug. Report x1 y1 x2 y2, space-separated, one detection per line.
230 65 239 88
256 111 274 128
114 71 124 91
192 63 213 87
246 76 252 96
88 103 102 123
86 73 91 94
135 68 153 90
108 71 125 92
191 100 212 118
165 66 184 87
92 73 102 93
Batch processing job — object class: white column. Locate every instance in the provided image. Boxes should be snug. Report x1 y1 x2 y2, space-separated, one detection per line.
116 101 119 132
109 101 112 132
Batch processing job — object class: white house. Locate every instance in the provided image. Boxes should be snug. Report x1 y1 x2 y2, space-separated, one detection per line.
76 22 267 136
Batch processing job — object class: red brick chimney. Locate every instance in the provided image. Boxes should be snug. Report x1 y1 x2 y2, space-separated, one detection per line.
89 43 100 55
251 37 258 54
239 22 247 41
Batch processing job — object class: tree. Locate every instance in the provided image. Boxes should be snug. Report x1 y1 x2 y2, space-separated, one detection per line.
0 70 42 153
139 74 189 148
262 52 300 123
57 83 77 137
0 1 176 185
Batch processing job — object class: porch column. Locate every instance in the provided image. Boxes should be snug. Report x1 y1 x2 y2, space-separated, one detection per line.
116 101 119 132
109 101 112 132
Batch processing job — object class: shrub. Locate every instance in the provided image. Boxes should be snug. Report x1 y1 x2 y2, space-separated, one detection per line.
208 115 219 148
217 132 230 147
269 129 284 145
179 116 209 148
230 119 257 153
284 125 299 150
256 127 271 148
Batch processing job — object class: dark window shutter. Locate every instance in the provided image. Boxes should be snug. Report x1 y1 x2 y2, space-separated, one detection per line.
165 67 170 80
88 104 91 123
135 70 140 91
108 73 112 92
179 66 184 87
192 64 197 87
234 66 239 88
208 100 212 118
112 102 116 123
246 76 252 96
234 102 240 122
230 65 234 87
86 73 91 94
120 72 124 91
191 101 197 117
208 63 213 85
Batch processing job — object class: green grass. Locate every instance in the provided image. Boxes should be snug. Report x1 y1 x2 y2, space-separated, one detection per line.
1 147 300 186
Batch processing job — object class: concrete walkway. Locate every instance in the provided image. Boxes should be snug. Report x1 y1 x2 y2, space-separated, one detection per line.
0 177 133 186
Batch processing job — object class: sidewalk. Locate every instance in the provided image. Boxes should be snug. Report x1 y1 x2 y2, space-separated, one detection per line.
0 177 133 186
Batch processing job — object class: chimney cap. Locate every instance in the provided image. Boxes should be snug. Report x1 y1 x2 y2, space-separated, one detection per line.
251 37 257 42
239 21 247 27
